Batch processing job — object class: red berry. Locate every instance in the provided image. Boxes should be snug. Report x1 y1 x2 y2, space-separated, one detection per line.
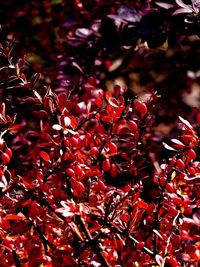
102 158 111 171
0 169 3 178
1 153 10 164
176 159 185 170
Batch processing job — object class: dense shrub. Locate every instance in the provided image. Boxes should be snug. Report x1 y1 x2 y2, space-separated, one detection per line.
0 0 199 266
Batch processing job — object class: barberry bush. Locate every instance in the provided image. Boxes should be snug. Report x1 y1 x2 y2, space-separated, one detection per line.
0 0 200 266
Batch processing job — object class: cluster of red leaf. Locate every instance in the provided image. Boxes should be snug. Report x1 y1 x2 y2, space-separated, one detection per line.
0 37 199 267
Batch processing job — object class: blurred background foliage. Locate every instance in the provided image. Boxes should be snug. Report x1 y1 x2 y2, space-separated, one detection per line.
0 0 199 136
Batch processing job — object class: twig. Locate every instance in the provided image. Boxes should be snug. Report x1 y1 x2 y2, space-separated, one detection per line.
75 214 111 267
12 250 21 267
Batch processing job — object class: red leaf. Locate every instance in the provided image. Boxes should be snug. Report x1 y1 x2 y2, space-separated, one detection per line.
5 148 12 158
165 256 179 267
137 200 148 210
121 213 130 223
110 163 118 177
69 115 78 129
108 97 119 108
113 85 121 97
178 116 193 130
40 151 50 162
133 192 140 202
102 158 111 171
95 98 103 107
4 214 25 220
155 254 164 266
176 159 185 170
32 110 48 119
52 124 62 131
22 199 32 207
1 153 10 164
108 142 118 154
114 106 124 120
0 219 11 230
101 115 112 123
171 138 186 148
22 178 35 189
128 120 138 132
105 91 112 100
187 149 196 161
63 255 78 266
163 142 177 151
71 178 85 192
134 100 147 117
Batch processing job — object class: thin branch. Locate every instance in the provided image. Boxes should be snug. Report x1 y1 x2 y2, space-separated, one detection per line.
75 214 111 267
12 250 21 267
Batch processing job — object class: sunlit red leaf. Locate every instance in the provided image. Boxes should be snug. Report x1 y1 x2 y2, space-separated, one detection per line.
137 200 148 210
71 178 85 192
95 98 103 107
0 219 11 230
114 106 124 120
4 214 25 220
179 116 193 130
108 97 119 108
155 254 164 266
105 91 112 100
163 142 177 151
68 115 77 129
171 138 186 148
40 151 50 162
101 115 112 123
52 124 62 130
